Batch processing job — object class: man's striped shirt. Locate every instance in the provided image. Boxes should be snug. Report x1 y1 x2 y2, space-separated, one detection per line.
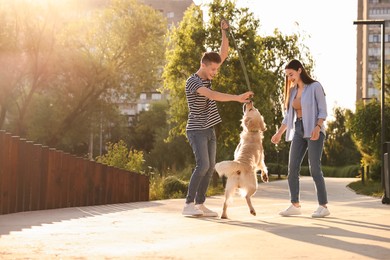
185 74 222 131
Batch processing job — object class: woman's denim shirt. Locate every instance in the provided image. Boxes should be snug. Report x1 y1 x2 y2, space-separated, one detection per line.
282 81 327 141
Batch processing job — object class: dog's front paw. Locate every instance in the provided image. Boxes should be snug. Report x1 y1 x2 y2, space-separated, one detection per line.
261 173 269 183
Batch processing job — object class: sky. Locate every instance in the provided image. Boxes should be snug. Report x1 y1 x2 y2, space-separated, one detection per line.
195 0 358 116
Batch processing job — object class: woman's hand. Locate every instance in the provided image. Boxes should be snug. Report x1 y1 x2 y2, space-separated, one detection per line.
271 124 286 144
271 133 282 144
310 126 321 140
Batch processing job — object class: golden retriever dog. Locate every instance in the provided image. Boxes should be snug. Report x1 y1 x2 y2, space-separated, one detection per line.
215 101 268 219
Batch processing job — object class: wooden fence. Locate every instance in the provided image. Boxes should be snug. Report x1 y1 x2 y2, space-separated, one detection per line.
0 130 149 215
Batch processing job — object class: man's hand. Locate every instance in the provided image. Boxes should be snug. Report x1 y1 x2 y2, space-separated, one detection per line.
221 19 229 31
238 91 254 103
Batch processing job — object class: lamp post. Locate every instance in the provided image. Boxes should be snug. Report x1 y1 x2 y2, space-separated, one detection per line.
353 19 386 190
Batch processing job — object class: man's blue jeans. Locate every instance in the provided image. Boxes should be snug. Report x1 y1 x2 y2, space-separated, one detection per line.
288 120 328 205
185 127 216 204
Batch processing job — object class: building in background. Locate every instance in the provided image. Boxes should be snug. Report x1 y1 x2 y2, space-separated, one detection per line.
141 0 193 28
356 0 390 102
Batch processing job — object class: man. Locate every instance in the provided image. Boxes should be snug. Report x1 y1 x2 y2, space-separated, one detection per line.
182 20 253 217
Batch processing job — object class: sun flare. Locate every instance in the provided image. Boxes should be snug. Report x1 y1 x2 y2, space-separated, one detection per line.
5 0 94 10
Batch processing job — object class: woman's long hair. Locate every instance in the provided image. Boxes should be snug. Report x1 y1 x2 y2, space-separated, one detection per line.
283 59 317 110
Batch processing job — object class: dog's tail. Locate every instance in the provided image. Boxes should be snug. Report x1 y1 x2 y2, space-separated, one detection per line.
215 161 242 178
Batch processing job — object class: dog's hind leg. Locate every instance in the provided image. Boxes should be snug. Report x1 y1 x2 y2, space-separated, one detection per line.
245 187 257 216
221 199 228 219
245 196 256 216
221 178 236 219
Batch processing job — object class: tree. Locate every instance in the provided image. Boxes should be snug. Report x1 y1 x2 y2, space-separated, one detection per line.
0 0 167 155
25 94 127 156
43 0 167 147
0 1 59 134
347 100 390 180
162 4 206 139
127 101 193 175
162 0 313 164
0 5 18 129
128 101 169 153
372 64 390 100
347 63 390 180
323 106 361 166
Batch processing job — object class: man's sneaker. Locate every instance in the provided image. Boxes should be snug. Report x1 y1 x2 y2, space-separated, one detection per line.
182 203 203 216
312 206 330 218
279 204 302 216
195 204 218 217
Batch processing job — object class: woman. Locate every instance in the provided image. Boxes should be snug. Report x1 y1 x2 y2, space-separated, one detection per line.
271 59 330 218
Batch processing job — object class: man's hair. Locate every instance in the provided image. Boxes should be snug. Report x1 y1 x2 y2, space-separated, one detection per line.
201 52 221 65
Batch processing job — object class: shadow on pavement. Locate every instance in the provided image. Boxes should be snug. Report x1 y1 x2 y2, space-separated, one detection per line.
199 216 390 259
0 201 163 236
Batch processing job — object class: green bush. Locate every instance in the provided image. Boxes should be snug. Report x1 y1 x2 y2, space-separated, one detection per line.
148 166 226 200
368 162 381 181
173 165 194 181
266 163 309 176
96 140 145 173
323 165 360 177
266 163 288 176
300 166 310 176
162 176 188 199
149 175 164 201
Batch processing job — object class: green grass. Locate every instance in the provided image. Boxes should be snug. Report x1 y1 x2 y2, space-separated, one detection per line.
347 180 384 198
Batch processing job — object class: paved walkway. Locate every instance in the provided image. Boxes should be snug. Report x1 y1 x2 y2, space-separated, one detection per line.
0 177 389 259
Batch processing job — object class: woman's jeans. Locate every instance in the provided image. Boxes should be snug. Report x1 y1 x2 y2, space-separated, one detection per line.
185 127 216 204
288 120 328 205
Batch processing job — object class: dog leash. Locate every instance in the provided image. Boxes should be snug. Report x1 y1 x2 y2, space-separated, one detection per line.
222 18 252 93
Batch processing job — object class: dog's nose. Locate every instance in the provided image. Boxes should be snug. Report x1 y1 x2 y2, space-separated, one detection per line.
243 101 254 114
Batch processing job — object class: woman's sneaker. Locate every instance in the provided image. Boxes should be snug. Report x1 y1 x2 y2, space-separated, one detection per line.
312 206 330 218
196 204 218 217
182 203 203 216
279 204 302 216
